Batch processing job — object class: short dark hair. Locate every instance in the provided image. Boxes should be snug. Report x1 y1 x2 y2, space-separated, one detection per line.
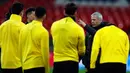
11 2 24 15
35 7 46 18
25 7 35 16
65 3 77 15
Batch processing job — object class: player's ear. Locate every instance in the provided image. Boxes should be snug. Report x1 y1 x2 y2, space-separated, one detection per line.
20 10 24 17
63 10 66 16
75 11 77 15
43 14 46 20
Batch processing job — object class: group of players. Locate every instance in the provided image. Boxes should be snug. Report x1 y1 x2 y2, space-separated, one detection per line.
0 2 129 73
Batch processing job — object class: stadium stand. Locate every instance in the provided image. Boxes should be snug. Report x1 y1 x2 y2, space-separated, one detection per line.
0 0 130 32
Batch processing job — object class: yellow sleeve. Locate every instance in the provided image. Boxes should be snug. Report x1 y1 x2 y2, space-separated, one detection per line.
126 34 129 57
18 29 23 64
0 26 1 48
41 31 50 73
19 26 26 73
78 27 85 56
90 31 100 69
0 25 3 48
18 24 25 63
18 30 24 73
50 22 56 36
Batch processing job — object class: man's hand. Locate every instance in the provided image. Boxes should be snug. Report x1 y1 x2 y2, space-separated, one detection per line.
78 19 86 27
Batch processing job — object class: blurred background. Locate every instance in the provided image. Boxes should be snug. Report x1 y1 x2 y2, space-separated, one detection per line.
0 0 130 73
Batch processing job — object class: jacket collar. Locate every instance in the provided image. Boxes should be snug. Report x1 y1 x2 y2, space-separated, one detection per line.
32 20 42 25
10 14 22 22
64 15 76 21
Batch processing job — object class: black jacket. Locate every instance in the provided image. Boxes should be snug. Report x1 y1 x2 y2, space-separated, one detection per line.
82 22 111 70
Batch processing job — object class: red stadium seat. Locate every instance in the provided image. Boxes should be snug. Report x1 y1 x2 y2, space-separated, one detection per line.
0 0 130 32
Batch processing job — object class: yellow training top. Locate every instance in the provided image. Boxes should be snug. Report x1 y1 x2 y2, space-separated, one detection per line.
51 17 85 62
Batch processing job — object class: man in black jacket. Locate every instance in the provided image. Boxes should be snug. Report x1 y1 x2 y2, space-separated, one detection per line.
78 12 111 73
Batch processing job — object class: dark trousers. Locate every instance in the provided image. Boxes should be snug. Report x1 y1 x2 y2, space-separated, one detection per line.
24 67 45 73
2 67 22 73
53 61 78 73
98 63 126 73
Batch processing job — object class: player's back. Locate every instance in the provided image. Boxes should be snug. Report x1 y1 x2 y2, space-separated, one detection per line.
0 14 25 68
97 25 129 64
51 17 85 62
19 20 48 70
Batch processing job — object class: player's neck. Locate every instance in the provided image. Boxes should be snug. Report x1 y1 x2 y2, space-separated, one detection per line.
64 14 76 21
36 18 43 22
27 19 31 23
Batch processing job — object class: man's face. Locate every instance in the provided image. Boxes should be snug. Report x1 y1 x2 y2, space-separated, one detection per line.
27 11 35 22
91 15 101 27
